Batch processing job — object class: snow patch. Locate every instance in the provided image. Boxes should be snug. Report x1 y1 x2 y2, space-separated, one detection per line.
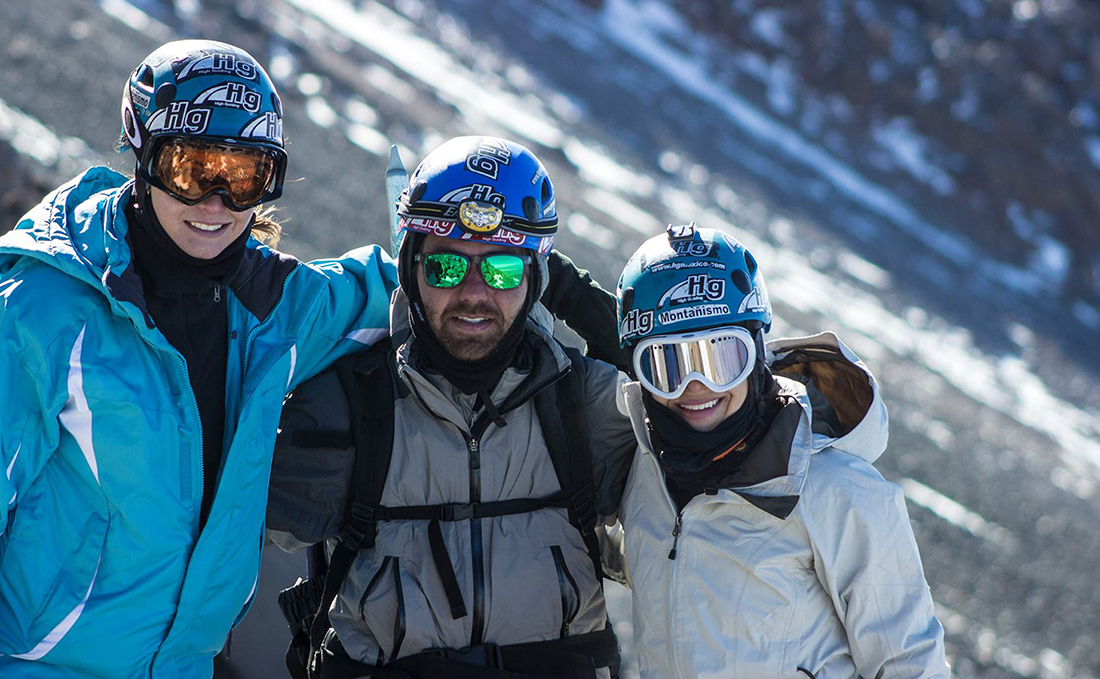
901 478 1018 550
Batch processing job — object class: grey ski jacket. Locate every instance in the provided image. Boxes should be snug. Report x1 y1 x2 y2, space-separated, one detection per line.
267 296 636 669
617 332 949 679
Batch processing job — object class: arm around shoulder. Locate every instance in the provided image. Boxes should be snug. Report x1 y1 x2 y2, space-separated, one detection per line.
267 364 357 552
289 244 398 388
582 357 637 519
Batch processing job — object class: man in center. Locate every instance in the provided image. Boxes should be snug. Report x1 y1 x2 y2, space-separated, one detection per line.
267 136 635 678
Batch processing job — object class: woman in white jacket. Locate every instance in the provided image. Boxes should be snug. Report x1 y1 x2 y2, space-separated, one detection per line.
612 223 949 679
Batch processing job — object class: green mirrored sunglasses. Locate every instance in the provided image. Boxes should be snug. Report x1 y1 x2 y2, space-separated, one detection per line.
415 252 529 290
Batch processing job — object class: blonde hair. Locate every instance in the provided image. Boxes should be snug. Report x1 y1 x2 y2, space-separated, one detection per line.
251 205 283 248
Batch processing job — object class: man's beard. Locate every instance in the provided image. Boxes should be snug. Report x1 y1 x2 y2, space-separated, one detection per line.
430 302 509 361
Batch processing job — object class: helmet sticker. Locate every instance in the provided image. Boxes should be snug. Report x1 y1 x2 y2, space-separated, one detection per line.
738 288 768 314
648 259 726 273
177 52 258 81
146 101 210 135
658 304 731 326
195 82 263 112
121 99 143 148
671 239 718 257
240 112 283 141
464 138 512 180
656 274 726 308
129 86 151 111
620 308 655 341
440 184 506 207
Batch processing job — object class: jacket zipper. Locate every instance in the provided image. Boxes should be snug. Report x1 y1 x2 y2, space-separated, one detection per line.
467 433 486 646
550 545 580 638
403 362 573 648
644 444 691 679
668 512 684 560
213 283 221 303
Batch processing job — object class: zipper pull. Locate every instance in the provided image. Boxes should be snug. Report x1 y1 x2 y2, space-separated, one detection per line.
214 283 222 303
668 512 684 560
468 438 480 470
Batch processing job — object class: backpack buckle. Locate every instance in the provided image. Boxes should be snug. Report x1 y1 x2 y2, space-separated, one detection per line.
438 503 476 522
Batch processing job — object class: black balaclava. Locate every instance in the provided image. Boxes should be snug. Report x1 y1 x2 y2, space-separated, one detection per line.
399 233 538 397
644 328 781 481
129 177 251 286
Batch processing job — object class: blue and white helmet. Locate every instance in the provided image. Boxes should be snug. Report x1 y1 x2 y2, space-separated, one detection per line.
119 39 287 204
617 223 771 348
396 136 557 256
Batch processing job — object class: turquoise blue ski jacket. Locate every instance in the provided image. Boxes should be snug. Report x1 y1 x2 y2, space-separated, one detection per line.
0 167 397 678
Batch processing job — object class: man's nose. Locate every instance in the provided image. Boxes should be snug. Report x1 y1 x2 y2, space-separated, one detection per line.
455 266 492 300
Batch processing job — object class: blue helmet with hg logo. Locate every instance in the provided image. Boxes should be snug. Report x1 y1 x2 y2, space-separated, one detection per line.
119 39 287 205
396 136 557 257
617 222 772 349
617 223 772 398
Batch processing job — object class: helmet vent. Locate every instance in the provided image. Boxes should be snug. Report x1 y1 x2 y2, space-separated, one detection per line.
155 83 176 109
744 251 757 275
522 195 540 223
138 65 155 89
270 92 282 117
621 286 635 314
732 269 752 295
409 181 427 204
541 177 552 203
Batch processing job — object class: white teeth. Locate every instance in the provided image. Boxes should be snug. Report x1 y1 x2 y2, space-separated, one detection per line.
680 398 719 411
188 221 224 232
457 316 488 323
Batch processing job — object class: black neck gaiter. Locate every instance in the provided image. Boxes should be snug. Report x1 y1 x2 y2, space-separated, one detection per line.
407 294 530 395
646 362 781 482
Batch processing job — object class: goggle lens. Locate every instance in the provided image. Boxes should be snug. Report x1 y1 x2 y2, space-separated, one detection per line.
154 140 276 209
635 328 756 398
420 253 527 290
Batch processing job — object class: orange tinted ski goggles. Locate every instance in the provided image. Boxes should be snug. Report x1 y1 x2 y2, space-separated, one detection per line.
148 139 283 211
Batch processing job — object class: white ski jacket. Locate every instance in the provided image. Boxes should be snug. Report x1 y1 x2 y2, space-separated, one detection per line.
617 332 949 679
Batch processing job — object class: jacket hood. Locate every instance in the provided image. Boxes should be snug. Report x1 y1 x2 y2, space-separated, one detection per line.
0 167 135 292
622 330 888 505
767 330 888 465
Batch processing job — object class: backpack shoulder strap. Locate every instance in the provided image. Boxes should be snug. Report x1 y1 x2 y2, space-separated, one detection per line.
308 338 399 650
534 346 603 581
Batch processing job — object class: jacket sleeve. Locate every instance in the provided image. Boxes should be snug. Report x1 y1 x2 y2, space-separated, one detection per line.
0 287 71 535
804 451 949 679
288 244 398 391
266 366 357 552
583 357 638 519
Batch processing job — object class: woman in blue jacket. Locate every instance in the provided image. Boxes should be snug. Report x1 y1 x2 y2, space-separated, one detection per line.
0 40 395 679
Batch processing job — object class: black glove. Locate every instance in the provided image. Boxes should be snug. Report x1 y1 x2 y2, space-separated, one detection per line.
541 250 632 373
